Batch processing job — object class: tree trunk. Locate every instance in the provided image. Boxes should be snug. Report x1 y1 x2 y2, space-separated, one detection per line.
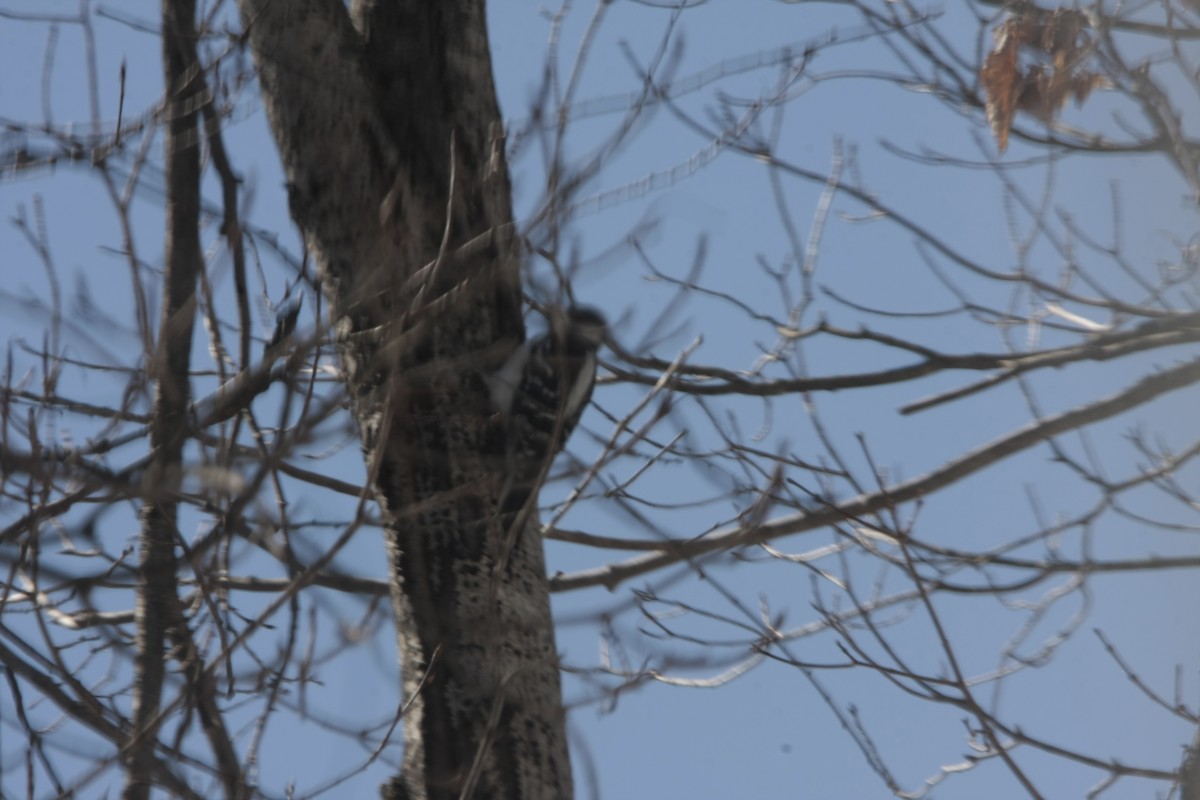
1181 725 1200 800
236 2 573 797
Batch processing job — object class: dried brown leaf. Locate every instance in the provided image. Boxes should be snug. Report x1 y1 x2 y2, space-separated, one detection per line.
979 7 1101 152
980 21 1021 152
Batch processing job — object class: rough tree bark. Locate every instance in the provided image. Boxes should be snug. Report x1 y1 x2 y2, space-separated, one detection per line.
236 2 573 798
1182 727 1200 800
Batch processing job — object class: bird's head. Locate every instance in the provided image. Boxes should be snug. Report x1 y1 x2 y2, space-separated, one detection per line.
561 305 607 350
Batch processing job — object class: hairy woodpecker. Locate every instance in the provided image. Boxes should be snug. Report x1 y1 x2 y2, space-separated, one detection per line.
488 305 606 517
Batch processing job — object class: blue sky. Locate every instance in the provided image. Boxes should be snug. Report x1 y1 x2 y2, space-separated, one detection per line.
1 2 1198 798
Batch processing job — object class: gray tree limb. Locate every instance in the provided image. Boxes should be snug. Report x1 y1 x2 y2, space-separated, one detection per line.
124 2 206 797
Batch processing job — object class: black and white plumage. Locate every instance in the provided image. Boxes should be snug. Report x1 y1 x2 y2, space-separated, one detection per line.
264 294 303 358
488 305 606 517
